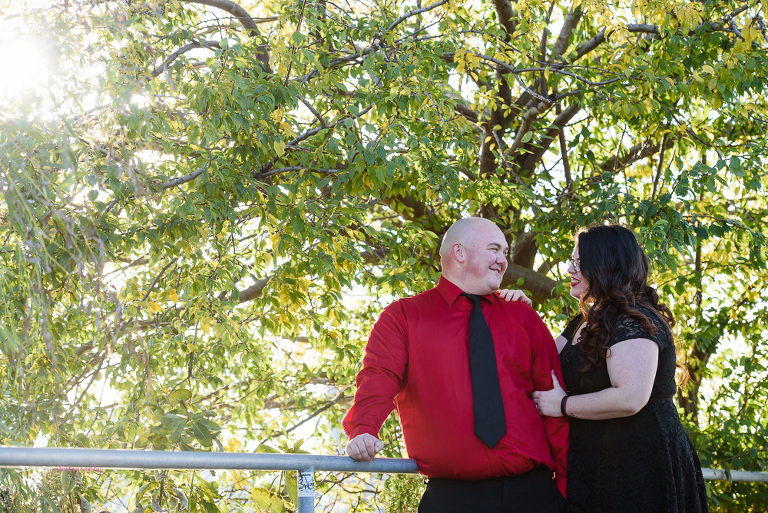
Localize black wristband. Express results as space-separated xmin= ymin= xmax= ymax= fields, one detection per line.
xmin=560 ymin=395 xmax=569 ymax=417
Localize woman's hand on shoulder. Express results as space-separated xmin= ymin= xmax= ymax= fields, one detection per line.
xmin=496 ymin=288 xmax=532 ymax=305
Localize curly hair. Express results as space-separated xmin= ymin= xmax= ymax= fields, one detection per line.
xmin=574 ymin=225 xmax=675 ymax=373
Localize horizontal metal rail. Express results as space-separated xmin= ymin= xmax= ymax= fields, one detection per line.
xmin=702 ymin=468 xmax=768 ymax=483
xmin=0 ymin=447 xmax=418 ymax=473
xmin=2 ymin=448 xmax=767 ymax=511
xmin=0 ymin=447 xmax=418 ymax=513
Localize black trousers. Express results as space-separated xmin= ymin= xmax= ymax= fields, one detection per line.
xmin=418 ymin=467 xmax=566 ymax=513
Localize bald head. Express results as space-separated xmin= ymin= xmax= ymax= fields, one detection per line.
xmin=440 ymin=218 xmax=509 ymax=294
xmin=440 ymin=218 xmax=495 ymax=262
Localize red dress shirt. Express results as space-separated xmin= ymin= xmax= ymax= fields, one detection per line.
xmin=343 ymin=276 xmax=569 ymax=496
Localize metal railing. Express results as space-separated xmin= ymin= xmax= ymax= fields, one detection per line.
xmin=0 ymin=447 xmax=766 ymax=511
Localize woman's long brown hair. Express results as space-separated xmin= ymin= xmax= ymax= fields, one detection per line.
xmin=575 ymin=225 xmax=675 ymax=373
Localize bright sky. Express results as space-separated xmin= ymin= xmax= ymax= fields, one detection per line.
xmin=0 ymin=39 xmax=49 ymax=97
xmin=0 ymin=0 xmax=51 ymax=101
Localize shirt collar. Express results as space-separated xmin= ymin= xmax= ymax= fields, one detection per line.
xmin=437 ymin=276 xmax=496 ymax=306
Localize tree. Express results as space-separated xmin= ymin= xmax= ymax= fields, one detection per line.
xmin=0 ymin=0 xmax=767 ymax=510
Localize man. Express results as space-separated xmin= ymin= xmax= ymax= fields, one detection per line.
xmin=342 ymin=217 xmax=568 ymax=513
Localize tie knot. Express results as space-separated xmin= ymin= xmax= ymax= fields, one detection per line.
xmin=462 ymin=293 xmax=482 ymax=305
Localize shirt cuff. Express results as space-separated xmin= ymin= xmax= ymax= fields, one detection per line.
xmin=346 ymin=426 xmax=380 ymax=440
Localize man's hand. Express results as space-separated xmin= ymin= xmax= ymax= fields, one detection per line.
xmin=345 ymin=433 xmax=383 ymax=462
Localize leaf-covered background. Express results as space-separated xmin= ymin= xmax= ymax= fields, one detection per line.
xmin=0 ymin=0 xmax=767 ymax=510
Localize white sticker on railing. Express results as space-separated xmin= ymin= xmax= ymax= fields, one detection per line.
xmin=298 ymin=470 xmax=314 ymax=497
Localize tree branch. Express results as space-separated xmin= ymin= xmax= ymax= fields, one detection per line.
xmin=455 ymin=103 xmax=479 ymax=123
xmin=254 ymin=105 xmax=374 ymax=178
xmin=573 ymin=24 xmax=659 ymax=61
xmin=151 ymin=41 xmax=220 ymax=78
xmin=517 ymin=103 xmax=580 ymax=173
xmin=383 ymin=193 xmax=433 ymax=222
xmin=184 ymin=0 xmax=260 ymax=35
xmin=553 ymin=8 xmax=582 ymax=57
xmin=650 ymin=132 xmax=669 ymax=200
xmin=507 ymin=101 xmax=550 ymax=156
xmin=385 ymin=0 xmax=450 ymax=34
xmin=558 ymin=108 xmax=573 ymax=191
xmin=471 ymin=52 xmax=623 ymax=88
xmin=299 ymin=97 xmax=328 ymax=128
xmin=491 ymin=0 xmax=518 ymax=36
xmin=162 ymin=168 xmax=205 ymax=189
xmin=501 ymin=263 xmax=560 ymax=303
xmin=182 ymin=0 xmax=272 ymax=72
xmin=598 ymin=136 xmax=675 ymax=174
xmin=141 ymin=259 xmax=179 ymax=302
xmin=236 ymin=277 xmax=271 ymax=303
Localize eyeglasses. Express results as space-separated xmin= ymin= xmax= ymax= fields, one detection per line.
xmin=566 ymin=258 xmax=581 ymax=272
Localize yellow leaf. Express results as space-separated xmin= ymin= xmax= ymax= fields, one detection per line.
xmin=232 ymin=470 xmax=246 ymax=489
xmin=280 ymin=122 xmax=294 ymax=136
xmin=251 ymin=488 xmax=285 ymax=513
xmin=226 ymin=438 xmax=243 ymax=452
xmin=169 ymin=291 xmax=179 ymax=302
xmin=274 ymin=140 xmax=286 ymax=157
xmin=150 ymin=301 xmax=161 ymax=313
xmin=701 ymin=64 xmax=715 ymax=75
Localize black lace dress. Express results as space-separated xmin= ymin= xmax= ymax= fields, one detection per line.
xmin=560 ymin=308 xmax=708 ymax=513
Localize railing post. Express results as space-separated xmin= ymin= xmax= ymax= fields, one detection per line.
xmin=297 ymin=466 xmax=314 ymax=513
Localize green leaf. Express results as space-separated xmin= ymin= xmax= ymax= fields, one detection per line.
xmin=151 ymin=497 xmax=165 ymax=512
xmin=168 ymin=389 xmax=192 ymax=404
xmin=135 ymin=431 xmax=153 ymax=448
xmin=256 ymin=444 xmax=282 ymax=453
xmin=190 ymin=421 xmax=212 ymax=447
xmin=728 ymin=157 xmax=745 ymax=177
xmin=61 ymin=471 xmax=76 ymax=493
xmin=285 ymin=472 xmax=298 ymax=505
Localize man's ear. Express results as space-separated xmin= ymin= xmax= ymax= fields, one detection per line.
xmin=451 ymin=243 xmax=466 ymax=263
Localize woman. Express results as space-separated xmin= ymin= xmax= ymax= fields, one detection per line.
xmin=501 ymin=225 xmax=708 ymax=513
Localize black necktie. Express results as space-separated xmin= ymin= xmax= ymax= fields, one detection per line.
xmin=463 ymin=293 xmax=507 ymax=448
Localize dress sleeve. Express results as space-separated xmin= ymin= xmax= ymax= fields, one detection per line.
xmin=342 ymin=302 xmax=409 ymax=440
xmin=607 ymin=309 xmax=672 ymax=349
xmin=527 ymin=307 xmax=570 ymax=498
xmin=559 ymin=314 xmax=583 ymax=343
